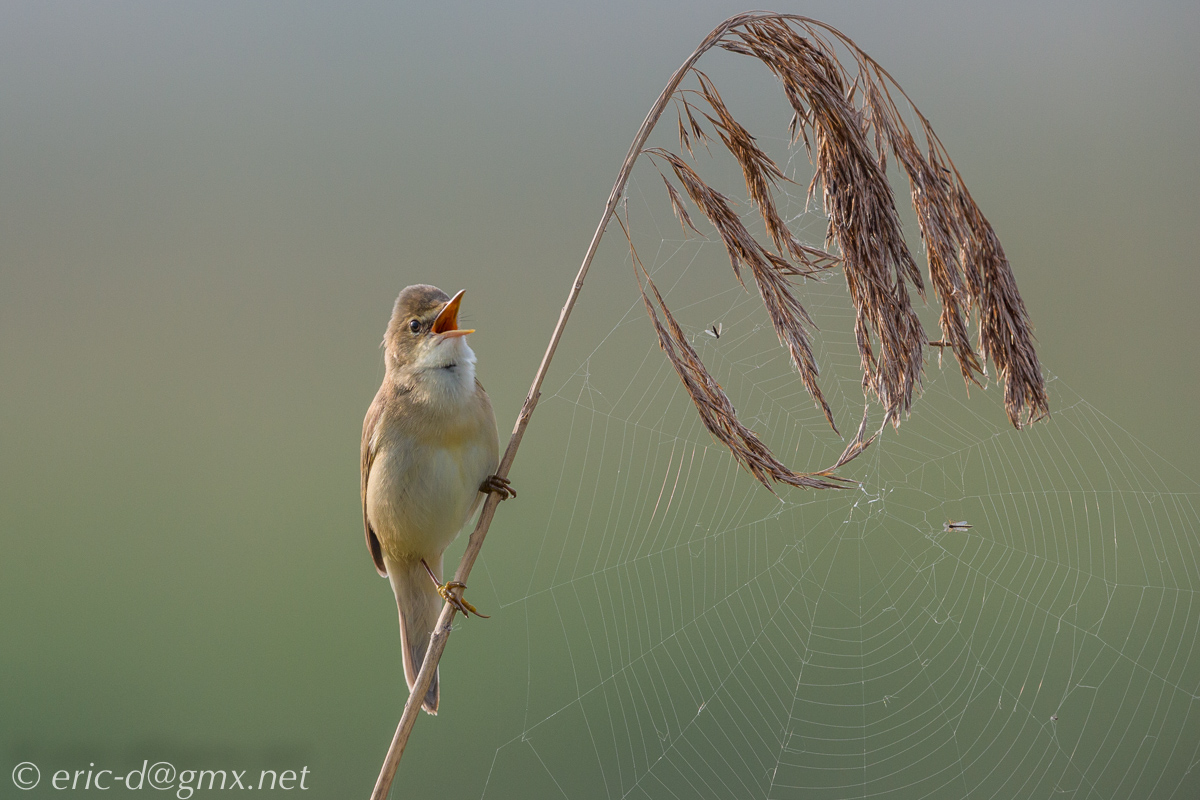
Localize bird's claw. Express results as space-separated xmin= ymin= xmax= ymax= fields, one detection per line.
xmin=438 ymin=580 xmax=489 ymax=619
xmin=422 ymin=558 xmax=490 ymax=619
xmin=480 ymin=474 xmax=516 ymax=500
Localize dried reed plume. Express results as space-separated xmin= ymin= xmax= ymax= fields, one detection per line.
xmin=371 ymin=14 xmax=1046 ymax=793
xmin=629 ymin=226 xmax=871 ymax=492
xmin=627 ymin=14 xmax=1047 ymax=490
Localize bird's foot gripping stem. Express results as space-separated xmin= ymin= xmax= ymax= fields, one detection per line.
xmin=480 ymin=474 xmax=516 ymax=500
xmin=422 ymin=559 xmax=489 ymax=619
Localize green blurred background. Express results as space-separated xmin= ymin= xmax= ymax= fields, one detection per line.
xmin=2 ymin=2 xmax=1197 ymax=798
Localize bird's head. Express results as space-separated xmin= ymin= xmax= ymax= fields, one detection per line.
xmin=383 ymin=284 xmax=476 ymax=381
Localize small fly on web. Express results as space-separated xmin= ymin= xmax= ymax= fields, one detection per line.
xmin=704 ymin=322 xmax=722 ymax=339
xmin=943 ymin=520 xmax=973 ymax=532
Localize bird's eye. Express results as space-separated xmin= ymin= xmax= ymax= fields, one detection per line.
xmin=409 ymin=319 xmax=421 ymax=334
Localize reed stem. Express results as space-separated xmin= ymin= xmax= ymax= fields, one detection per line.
xmin=365 ymin=14 xmax=763 ymax=800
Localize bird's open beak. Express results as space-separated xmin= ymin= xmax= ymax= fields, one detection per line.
xmin=431 ymin=290 xmax=474 ymax=339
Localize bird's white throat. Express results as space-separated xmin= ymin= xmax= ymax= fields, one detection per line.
xmin=411 ymin=336 xmax=477 ymax=407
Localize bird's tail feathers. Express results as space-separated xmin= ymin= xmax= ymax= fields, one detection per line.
xmin=389 ymin=559 xmax=442 ymax=715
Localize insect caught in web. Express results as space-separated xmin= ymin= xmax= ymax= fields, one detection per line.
xmin=943 ymin=520 xmax=973 ymax=532
xmin=704 ymin=322 xmax=722 ymax=339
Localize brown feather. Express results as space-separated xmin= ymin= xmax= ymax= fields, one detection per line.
xmin=361 ymin=386 xmax=389 ymax=577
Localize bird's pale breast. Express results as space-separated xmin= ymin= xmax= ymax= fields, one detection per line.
xmin=366 ymin=412 xmax=494 ymax=563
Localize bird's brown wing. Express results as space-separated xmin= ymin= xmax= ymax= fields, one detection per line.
xmin=361 ymin=388 xmax=388 ymax=577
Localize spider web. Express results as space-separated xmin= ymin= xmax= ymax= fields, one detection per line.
xmin=466 ymin=125 xmax=1200 ymax=799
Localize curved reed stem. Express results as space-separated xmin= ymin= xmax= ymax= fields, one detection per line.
xmin=366 ymin=13 xmax=759 ymax=800
xmin=369 ymin=9 xmax=1043 ymax=796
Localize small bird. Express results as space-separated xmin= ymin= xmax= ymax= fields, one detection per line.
xmin=361 ymin=285 xmax=514 ymax=715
